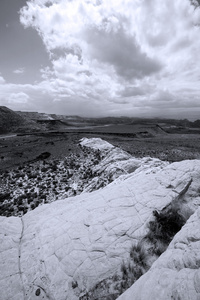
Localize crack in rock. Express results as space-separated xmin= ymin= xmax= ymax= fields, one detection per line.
xmin=18 ymin=216 xmax=26 ymax=300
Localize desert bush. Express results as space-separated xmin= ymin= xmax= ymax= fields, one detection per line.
xmin=51 ymin=165 xmax=57 ymax=172
xmin=30 ymin=203 xmax=35 ymax=210
xmin=18 ymin=205 xmax=25 ymax=211
xmin=35 ymin=200 xmax=40 ymax=207
xmin=120 ymin=261 xmax=141 ymax=294
xmin=41 ymin=167 xmax=48 ymax=172
xmin=27 ymin=198 xmax=32 ymax=204
xmin=71 ymin=280 xmax=78 ymax=289
xmin=0 ymin=193 xmax=10 ymax=202
xmin=8 ymin=206 xmax=14 ymax=213
xmin=14 ymin=174 xmax=21 ymax=179
xmin=147 ymin=207 xmax=186 ymax=244
xmin=129 ymin=242 xmax=147 ymax=267
xmin=119 ymin=242 xmax=147 ymax=295
xmin=121 ymin=261 xmax=128 ymax=280
xmin=29 ymin=174 xmax=37 ymax=179
xmin=17 ymin=197 xmax=23 ymax=206
xmin=153 ymin=240 xmax=168 ymax=256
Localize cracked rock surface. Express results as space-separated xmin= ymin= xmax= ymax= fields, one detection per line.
xmin=1 ymin=139 xmax=200 ymax=299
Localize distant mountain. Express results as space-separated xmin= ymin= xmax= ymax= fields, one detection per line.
xmin=16 ymin=111 xmax=55 ymax=120
xmin=2 ymin=106 xmax=200 ymax=135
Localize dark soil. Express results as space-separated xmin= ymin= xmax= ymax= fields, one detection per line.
xmin=1 ymin=130 xmax=200 ymax=171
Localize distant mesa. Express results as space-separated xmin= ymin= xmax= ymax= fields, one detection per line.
xmin=2 ymin=106 xmax=200 ymax=136
xmin=0 ymin=107 xmax=74 ymax=134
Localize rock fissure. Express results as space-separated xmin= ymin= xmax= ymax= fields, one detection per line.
xmin=18 ymin=216 xmax=26 ymax=300
xmin=175 ymin=178 xmax=193 ymax=200
xmin=126 ymin=187 xmax=145 ymax=225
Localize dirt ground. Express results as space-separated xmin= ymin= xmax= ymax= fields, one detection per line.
xmin=1 ymin=130 xmax=200 ymax=172
xmin=103 ymin=133 xmax=200 ymax=162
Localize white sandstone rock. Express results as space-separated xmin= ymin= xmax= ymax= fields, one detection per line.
xmin=80 ymin=137 xmax=114 ymax=151
xmin=1 ymin=139 xmax=200 ymax=300
xmin=80 ymin=138 xmax=169 ymax=192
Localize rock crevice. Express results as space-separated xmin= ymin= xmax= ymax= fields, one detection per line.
xmin=18 ymin=217 xmax=25 ymax=300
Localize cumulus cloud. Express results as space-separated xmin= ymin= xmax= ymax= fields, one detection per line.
xmin=3 ymin=0 xmax=199 ymax=118
xmin=8 ymin=92 xmax=30 ymax=104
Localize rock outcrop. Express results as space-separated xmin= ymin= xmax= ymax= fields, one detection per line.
xmin=80 ymin=137 xmax=169 ymax=192
xmin=0 ymin=138 xmax=200 ymax=300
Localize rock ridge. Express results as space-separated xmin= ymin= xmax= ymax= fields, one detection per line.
xmin=0 ymin=138 xmax=200 ymax=299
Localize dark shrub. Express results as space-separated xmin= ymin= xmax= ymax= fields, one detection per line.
xmin=0 ymin=193 xmax=10 ymax=202
xmin=30 ymin=203 xmax=35 ymax=210
xmin=148 ymin=209 xmax=186 ymax=244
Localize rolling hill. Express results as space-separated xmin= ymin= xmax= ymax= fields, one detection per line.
xmin=0 ymin=106 xmax=26 ymax=133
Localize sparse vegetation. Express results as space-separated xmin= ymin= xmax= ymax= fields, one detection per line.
xmin=118 ymin=242 xmax=147 ymax=295
xmin=146 ymin=208 xmax=185 ymax=244
xmin=87 ymin=201 xmax=194 ymax=300
xmin=0 ymin=144 xmax=105 ymax=217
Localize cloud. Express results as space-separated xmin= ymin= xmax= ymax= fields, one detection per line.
xmin=119 ymin=85 xmax=153 ymax=98
xmin=20 ymin=0 xmax=162 ymax=80
xmin=8 ymin=92 xmax=30 ymax=104
xmin=3 ymin=0 xmax=200 ymax=118
xmin=0 ymin=75 xmax=5 ymax=84
xmin=83 ymin=26 xmax=162 ymax=80
xmin=13 ymin=68 xmax=25 ymax=74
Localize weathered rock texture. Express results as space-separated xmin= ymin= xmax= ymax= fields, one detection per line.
xmin=0 ymin=138 xmax=200 ymax=300
xmin=117 ymin=207 xmax=200 ymax=300
xmin=80 ymin=137 xmax=169 ymax=192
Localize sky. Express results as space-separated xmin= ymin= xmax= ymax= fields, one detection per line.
xmin=0 ymin=0 xmax=200 ymax=119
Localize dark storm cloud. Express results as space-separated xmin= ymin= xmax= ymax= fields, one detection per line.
xmin=84 ymin=27 xmax=162 ymax=80
xmin=119 ymin=86 xmax=148 ymax=98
